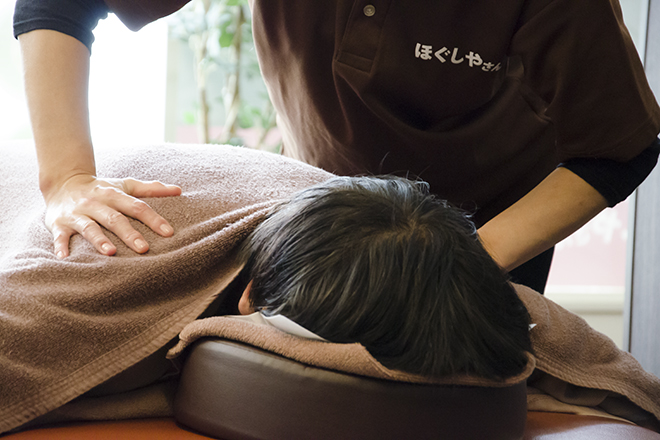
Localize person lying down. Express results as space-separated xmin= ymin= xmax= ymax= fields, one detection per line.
xmin=189 ymin=174 xmax=660 ymax=432
xmin=233 ymin=175 xmax=532 ymax=381
xmin=173 ymin=173 xmax=660 ymax=432
xmin=1 ymin=144 xmax=659 ymax=433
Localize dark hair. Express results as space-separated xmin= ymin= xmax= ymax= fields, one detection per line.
xmin=242 ymin=176 xmax=532 ymax=380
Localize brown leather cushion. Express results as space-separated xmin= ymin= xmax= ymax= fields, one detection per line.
xmin=174 ymin=338 xmax=529 ymax=440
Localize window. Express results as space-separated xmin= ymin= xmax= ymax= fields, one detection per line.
xmin=0 ymin=9 xmax=169 ymax=147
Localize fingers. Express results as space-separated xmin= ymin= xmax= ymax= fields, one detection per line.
xmin=123 ymin=178 xmax=182 ymax=198
xmin=52 ymin=200 xmax=154 ymax=256
xmin=52 ymin=224 xmax=74 ymax=259
xmin=77 ymin=187 xmax=175 ymax=253
xmin=103 ymin=185 xmax=176 ymax=238
xmin=91 ymin=202 xmax=151 ymax=254
xmin=46 ymin=176 xmax=181 ymax=258
xmin=51 ymin=218 xmax=117 ymax=259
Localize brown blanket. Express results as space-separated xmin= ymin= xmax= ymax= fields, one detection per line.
xmin=1 ymin=141 xmax=660 ymax=433
xmin=0 ymin=142 xmax=332 ymax=433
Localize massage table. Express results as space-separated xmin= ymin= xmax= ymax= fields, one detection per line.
xmin=5 ymin=414 xmax=660 ymax=440
xmin=4 ymin=338 xmax=660 ymax=439
xmin=1 ymin=141 xmax=659 ymax=439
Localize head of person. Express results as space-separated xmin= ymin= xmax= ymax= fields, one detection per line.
xmin=240 ymin=175 xmax=532 ymax=380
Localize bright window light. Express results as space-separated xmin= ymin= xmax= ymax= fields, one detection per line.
xmin=89 ymin=14 xmax=168 ymax=149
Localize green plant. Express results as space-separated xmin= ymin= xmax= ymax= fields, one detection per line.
xmin=170 ymin=0 xmax=279 ymax=150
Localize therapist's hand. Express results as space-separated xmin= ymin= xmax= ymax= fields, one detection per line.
xmin=19 ymin=30 xmax=182 ymax=258
xmin=44 ymin=174 xmax=182 ymax=258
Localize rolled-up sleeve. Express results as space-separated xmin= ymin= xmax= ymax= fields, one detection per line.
xmin=560 ymin=138 xmax=660 ymax=207
xmin=13 ymin=0 xmax=110 ymax=51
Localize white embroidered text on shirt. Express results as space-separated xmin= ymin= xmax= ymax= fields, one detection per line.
xmin=415 ymin=43 xmax=502 ymax=72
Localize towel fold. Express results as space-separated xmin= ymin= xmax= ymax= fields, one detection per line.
xmin=168 ymin=312 xmax=536 ymax=387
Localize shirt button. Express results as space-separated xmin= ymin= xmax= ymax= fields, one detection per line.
xmin=363 ymin=5 xmax=376 ymax=16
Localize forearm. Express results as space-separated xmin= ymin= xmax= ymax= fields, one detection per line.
xmin=478 ymin=167 xmax=608 ymax=272
xmin=18 ymin=23 xmax=179 ymax=259
xmin=19 ymin=29 xmax=96 ymax=198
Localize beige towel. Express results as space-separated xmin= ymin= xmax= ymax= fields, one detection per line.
xmin=168 ymin=312 xmax=536 ymax=388
xmin=0 ymin=142 xmax=331 ymax=433
xmin=517 ymin=284 xmax=660 ymax=430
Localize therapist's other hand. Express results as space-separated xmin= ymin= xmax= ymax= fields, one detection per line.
xmin=43 ymin=175 xmax=182 ymax=258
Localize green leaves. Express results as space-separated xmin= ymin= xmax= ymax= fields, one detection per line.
xmin=169 ymin=0 xmax=279 ymax=150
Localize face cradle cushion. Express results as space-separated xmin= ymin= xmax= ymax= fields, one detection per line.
xmin=174 ymin=339 xmax=528 ymax=440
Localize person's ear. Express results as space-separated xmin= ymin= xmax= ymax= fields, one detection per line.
xmin=238 ymin=280 xmax=255 ymax=315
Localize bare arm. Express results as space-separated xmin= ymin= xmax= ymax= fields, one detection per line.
xmin=19 ymin=29 xmax=181 ymax=258
xmin=478 ymin=167 xmax=608 ymax=272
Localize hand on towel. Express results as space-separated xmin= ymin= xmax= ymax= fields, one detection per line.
xmin=43 ymin=174 xmax=181 ymax=258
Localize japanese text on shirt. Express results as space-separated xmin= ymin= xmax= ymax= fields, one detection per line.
xmin=415 ymin=43 xmax=502 ymax=72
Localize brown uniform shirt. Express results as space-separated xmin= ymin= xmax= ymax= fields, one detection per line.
xmin=107 ymin=0 xmax=660 ymax=225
